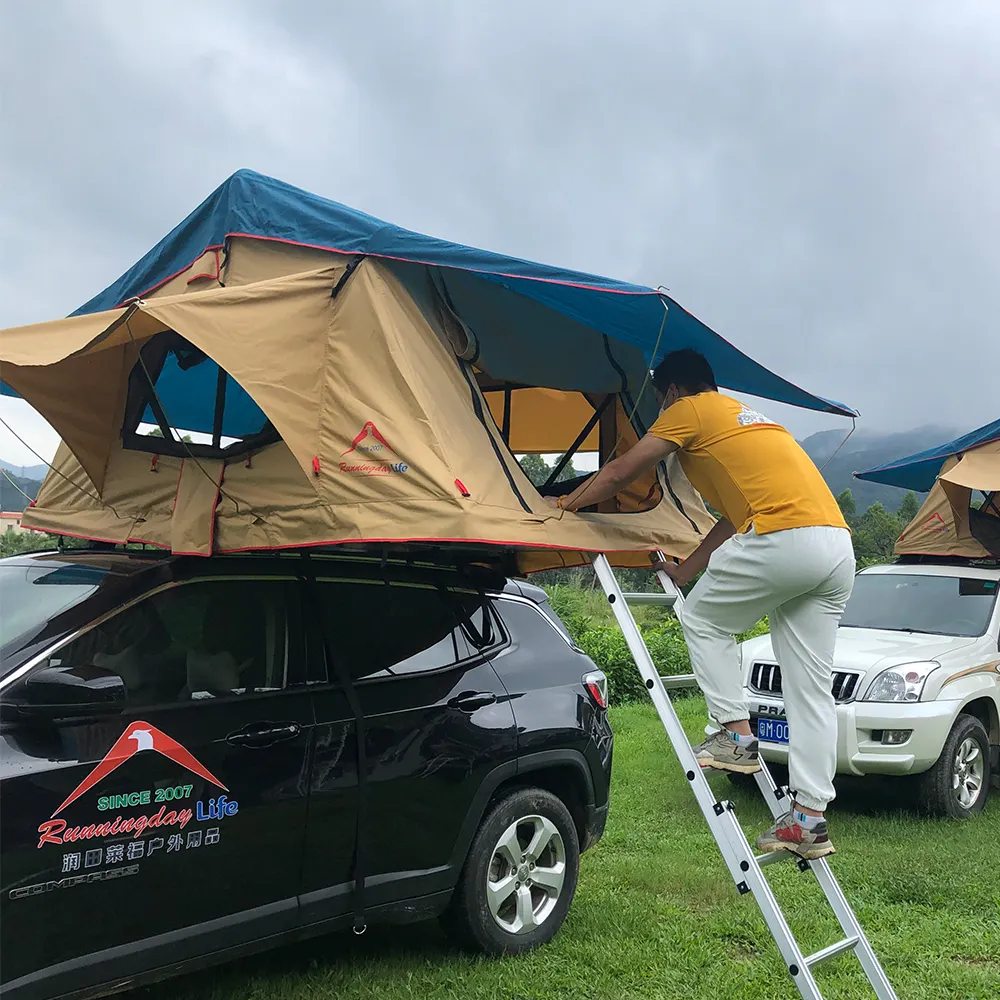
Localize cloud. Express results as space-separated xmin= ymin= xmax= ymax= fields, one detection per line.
xmin=1 ymin=0 xmax=998 ymax=465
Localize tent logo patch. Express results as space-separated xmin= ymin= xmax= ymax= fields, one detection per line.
xmin=340 ymin=421 xmax=409 ymax=476
xmin=922 ymin=512 xmax=948 ymax=533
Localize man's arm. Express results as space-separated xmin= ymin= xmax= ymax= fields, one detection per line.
xmin=655 ymin=516 xmax=735 ymax=587
xmin=553 ymin=435 xmax=678 ymax=513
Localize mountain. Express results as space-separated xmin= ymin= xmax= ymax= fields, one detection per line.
xmin=0 ymin=461 xmax=49 ymax=481
xmin=799 ymin=425 xmax=958 ymax=512
xmin=0 ymin=471 xmax=41 ymax=512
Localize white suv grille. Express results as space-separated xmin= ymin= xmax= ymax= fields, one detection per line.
xmin=749 ymin=662 xmax=860 ymax=703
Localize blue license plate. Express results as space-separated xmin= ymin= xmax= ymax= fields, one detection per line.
xmin=756 ymin=718 xmax=789 ymax=744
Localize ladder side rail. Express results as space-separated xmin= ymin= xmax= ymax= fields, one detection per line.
xmin=646 ymin=552 xmax=899 ymax=1000
xmin=592 ymin=556 xmax=760 ymax=884
xmin=806 ymin=860 xmax=898 ymax=1000
xmin=591 ymin=554 xmax=825 ymax=1000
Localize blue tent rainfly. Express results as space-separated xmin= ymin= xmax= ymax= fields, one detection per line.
xmin=2 ymin=169 xmax=857 ymax=420
xmin=854 ymin=418 xmax=1000 ymax=492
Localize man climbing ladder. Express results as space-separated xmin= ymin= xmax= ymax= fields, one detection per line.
xmin=548 ymin=349 xmax=855 ymax=859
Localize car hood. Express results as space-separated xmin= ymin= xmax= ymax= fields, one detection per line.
xmin=740 ymin=627 xmax=981 ymax=677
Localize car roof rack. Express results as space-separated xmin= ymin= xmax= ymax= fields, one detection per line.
xmin=894 ymin=554 xmax=1000 ymax=568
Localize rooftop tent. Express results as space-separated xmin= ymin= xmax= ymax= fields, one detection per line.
xmin=854 ymin=418 xmax=1000 ymax=492
xmin=855 ymin=420 xmax=1000 ymax=560
xmin=0 ymin=171 xmax=856 ymax=568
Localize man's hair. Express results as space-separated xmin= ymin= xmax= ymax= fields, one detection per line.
xmin=652 ymin=349 xmax=718 ymax=394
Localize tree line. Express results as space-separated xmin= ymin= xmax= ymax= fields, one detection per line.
xmin=835 ymin=488 xmax=920 ymax=567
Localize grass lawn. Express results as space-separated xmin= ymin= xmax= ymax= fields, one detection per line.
xmin=135 ymin=698 xmax=1000 ymax=1000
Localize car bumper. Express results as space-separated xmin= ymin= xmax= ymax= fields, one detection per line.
xmin=581 ymin=802 xmax=608 ymax=853
xmin=748 ymin=695 xmax=961 ymax=777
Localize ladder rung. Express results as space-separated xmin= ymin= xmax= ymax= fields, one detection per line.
xmin=660 ymin=673 xmax=697 ymax=690
xmin=805 ymin=936 xmax=860 ymax=968
xmin=622 ymin=591 xmax=676 ymax=605
xmin=755 ymin=850 xmax=795 ymax=868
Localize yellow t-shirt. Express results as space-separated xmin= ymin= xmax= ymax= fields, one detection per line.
xmin=649 ymin=392 xmax=848 ymax=535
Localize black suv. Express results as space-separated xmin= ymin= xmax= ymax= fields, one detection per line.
xmin=0 ymin=547 xmax=612 ymax=1000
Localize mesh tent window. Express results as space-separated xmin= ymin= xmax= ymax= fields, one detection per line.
xmin=122 ymin=331 xmax=280 ymax=460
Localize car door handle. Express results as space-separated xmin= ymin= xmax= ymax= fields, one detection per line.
xmin=226 ymin=722 xmax=302 ymax=748
xmin=448 ymin=691 xmax=498 ymax=712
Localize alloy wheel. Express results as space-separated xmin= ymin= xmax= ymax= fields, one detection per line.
xmin=486 ymin=814 xmax=566 ymax=934
xmin=952 ymin=736 xmax=985 ymax=810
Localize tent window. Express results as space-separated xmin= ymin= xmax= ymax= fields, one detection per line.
xmin=477 ymin=379 xmax=663 ymax=515
xmin=121 ymin=331 xmax=280 ymax=460
xmin=970 ymin=491 xmax=1000 ymax=556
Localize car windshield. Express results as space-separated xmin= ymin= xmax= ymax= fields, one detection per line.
xmin=841 ymin=572 xmax=999 ymax=637
xmin=0 ymin=561 xmax=108 ymax=656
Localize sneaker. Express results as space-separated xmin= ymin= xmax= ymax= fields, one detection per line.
xmin=756 ymin=812 xmax=836 ymax=860
xmin=692 ymin=729 xmax=761 ymax=774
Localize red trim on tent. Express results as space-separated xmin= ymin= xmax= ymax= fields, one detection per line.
xmin=124 ymin=245 xmax=226 ymax=303
xmin=186 ymin=249 xmax=222 ymax=284
xmin=19 ymin=525 xmax=171 ymax=551
xmin=172 ymin=461 xmax=226 ymax=557
xmin=114 ymin=233 xmax=658 ymax=309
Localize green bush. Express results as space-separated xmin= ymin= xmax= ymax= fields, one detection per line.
xmin=544 ymin=580 xmax=769 ymax=705
xmin=0 ymin=528 xmax=58 ymax=558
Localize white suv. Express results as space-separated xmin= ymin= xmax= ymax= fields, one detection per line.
xmin=739 ymin=560 xmax=1000 ymax=818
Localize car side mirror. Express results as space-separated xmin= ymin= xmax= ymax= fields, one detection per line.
xmin=13 ymin=665 xmax=126 ymax=719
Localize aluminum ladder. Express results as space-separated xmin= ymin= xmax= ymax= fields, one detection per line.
xmin=591 ymin=552 xmax=898 ymax=1000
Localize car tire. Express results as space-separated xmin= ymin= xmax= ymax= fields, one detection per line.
xmin=919 ymin=713 xmax=992 ymax=819
xmin=441 ymin=787 xmax=580 ymax=956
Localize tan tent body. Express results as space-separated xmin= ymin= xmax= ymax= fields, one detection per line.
xmin=895 ymin=442 xmax=1000 ymax=560
xmin=1 ymin=240 xmax=717 ymax=570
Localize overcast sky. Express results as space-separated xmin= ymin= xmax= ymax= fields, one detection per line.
xmin=2 ymin=0 xmax=998 ymax=467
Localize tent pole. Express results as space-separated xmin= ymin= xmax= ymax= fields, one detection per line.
xmin=597 ymin=396 xmax=619 ymax=512
xmin=542 ymin=394 xmax=613 ymax=489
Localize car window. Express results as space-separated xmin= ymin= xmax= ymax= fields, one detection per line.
xmin=0 ymin=562 xmax=108 ymax=652
xmin=40 ymin=580 xmax=289 ymax=704
xmin=841 ymin=573 xmax=999 ymax=637
xmin=451 ymin=589 xmax=505 ymax=651
xmin=313 ymin=580 xmax=483 ymax=682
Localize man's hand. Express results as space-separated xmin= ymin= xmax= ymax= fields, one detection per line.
xmin=543 ymin=496 xmax=561 ymax=509
xmin=549 ymin=435 xmax=680 ymax=514
xmin=652 ymin=559 xmax=692 ymax=589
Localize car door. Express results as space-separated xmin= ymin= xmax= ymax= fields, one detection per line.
xmin=300 ymin=567 xmax=517 ymax=923
xmin=0 ymin=573 xmax=316 ymax=997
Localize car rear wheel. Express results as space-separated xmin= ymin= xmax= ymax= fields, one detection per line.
xmin=920 ymin=713 xmax=991 ymax=818
xmin=441 ymin=787 xmax=580 ymax=955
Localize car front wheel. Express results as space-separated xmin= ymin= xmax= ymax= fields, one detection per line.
xmin=920 ymin=713 xmax=992 ymax=818
xmin=441 ymin=787 xmax=580 ymax=955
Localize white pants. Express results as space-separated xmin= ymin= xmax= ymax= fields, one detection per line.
xmin=676 ymin=525 xmax=855 ymax=811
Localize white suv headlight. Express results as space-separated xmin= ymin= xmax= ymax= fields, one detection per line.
xmin=863 ymin=661 xmax=939 ymax=703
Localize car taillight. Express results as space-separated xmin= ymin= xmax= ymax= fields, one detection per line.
xmin=583 ymin=670 xmax=609 ymax=710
